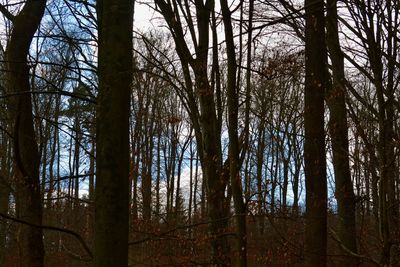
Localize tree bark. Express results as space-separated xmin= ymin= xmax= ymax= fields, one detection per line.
xmin=5 ymin=1 xmax=47 ymax=266
xmin=304 ymin=0 xmax=328 ymax=265
xmin=94 ymin=0 xmax=133 ymax=265
xmin=220 ymin=0 xmax=247 ymax=265
xmin=326 ymin=0 xmax=358 ymax=265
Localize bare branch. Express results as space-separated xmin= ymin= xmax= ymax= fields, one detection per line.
xmin=0 ymin=3 xmax=15 ymax=21
xmin=0 ymin=212 xmax=93 ymax=260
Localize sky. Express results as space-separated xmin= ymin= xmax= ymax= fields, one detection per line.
xmin=134 ymin=1 xmax=159 ymax=30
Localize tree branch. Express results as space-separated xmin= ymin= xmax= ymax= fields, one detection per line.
xmin=329 ymin=227 xmax=380 ymax=266
xmin=0 ymin=3 xmax=15 ymax=21
xmin=0 ymin=212 xmax=93 ymax=260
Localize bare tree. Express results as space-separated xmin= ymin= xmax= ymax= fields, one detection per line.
xmin=154 ymin=0 xmax=230 ymax=264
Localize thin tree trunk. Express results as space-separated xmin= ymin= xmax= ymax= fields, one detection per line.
xmin=155 ymin=127 xmax=161 ymax=219
xmin=47 ymin=95 xmax=61 ymax=209
xmin=88 ymin=123 xmax=95 ymax=243
xmin=73 ymin=118 xmax=81 ymax=210
xmin=0 ymin=136 xmax=10 ymax=265
xmin=326 ymin=0 xmax=358 ymax=264
xmin=256 ymin=117 xmax=265 ymax=234
xmin=220 ymin=0 xmax=247 ymax=265
xmin=188 ymin=137 xmax=194 ymax=224
xmin=291 ymin=132 xmax=302 ymax=215
xmin=194 ymin=152 xmax=199 ymax=219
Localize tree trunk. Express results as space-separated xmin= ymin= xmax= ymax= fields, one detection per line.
xmin=326 ymin=0 xmax=358 ymax=264
xmin=47 ymin=95 xmax=61 ymax=209
xmin=94 ymin=0 xmax=133 ymax=265
xmin=220 ymin=0 xmax=247 ymax=265
xmin=6 ymin=1 xmax=47 ymax=266
xmin=304 ymin=0 xmax=328 ymax=265
xmin=155 ymin=127 xmax=162 ymax=219
xmin=88 ymin=123 xmax=95 ymax=243
xmin=0 ymin=141 xmax=10 ymax=265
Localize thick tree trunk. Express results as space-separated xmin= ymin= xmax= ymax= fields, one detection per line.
xmin=6 ymin=1 xmax=46 ymax=266
xmin=304 ymin=0 xmax=328 ymax=265
xmin=94 ymin=0 xmax=133 ymax=265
